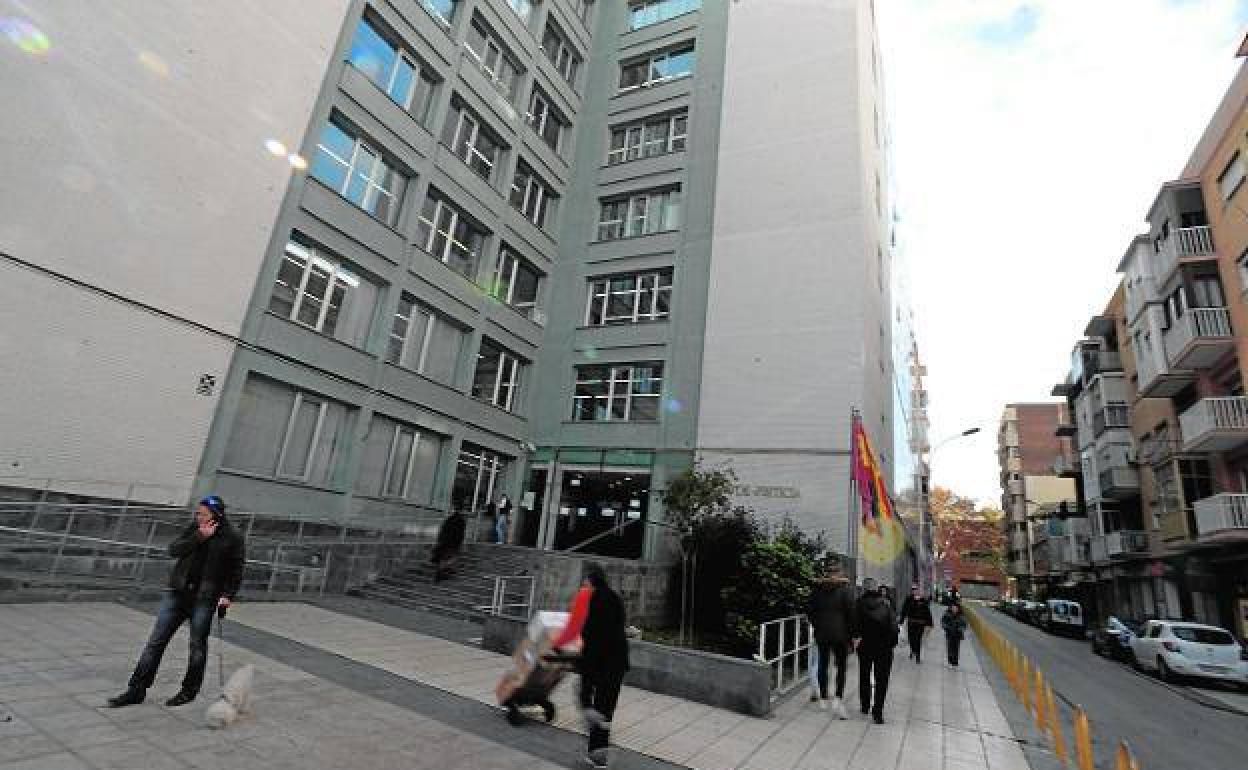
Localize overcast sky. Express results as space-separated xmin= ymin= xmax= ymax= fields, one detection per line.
xmin=877 ymin=0 xmax=1248 ymax=505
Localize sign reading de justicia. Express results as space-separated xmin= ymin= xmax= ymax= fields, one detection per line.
xmin=733 ymin=484 xmax=801 ymax=499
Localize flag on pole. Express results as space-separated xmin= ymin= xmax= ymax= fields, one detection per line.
xmin=851 ymin=413 xmax=905 ymax=565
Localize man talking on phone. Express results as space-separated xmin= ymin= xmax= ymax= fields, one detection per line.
xmin=108 ymin=495 xmax=245 ymax=708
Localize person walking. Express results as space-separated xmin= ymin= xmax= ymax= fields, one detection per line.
xmin=897 ymin=584 xmax=934 ymax=663
xmin=852 ymin=577 xmax=898 ymax=724
xmin=806 ymin=566 xmax=854 ymax=718
xmin=553 ymin=563 xmax=630 ymax=769
xmin=942 ymin=602 xmax=968 ymax=667
xmin=431 ymin=508 xmax=466 ymax=582
xmin=494 ymin=495 xmax=512 ymax=544
xmin=107 ymin=496 xmax=244 ymax=708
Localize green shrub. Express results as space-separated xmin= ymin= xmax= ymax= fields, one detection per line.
xmin=722 ymin=540 xmax=815 ymax=655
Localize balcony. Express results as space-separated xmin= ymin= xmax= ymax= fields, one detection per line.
xmin=1055 ymin=419 xmax=1078 ymax=438
xmin=1090 ymin=535 xmax=1109 ymax=564
xmin=1098 ymin=467 xmax=1140 ymax=499
xmin=1085 ymin=351 xmax=1123 ymax=377
xmin=1007 ymin=479 xmax=1024 ymax=496
xmin=1153 ymin=225 xmax=1216 ymax=284
xmin=1179 ymin=397 xmax=1248 ymax=452
xmin=1053 ymin=455 xmax=1080 ymax=478
xmin=1192 ymin=494 xmax=1248 ymax=539
xmin=1061 ymin=537 xmax=1091 ymax=568
xmin=1136 ymin=339 xmax=1196 ymax=398
xmin=1163 ymin=307 xmax=1234 ymax=370
xmin=1092 ymin=404 xmax=1130 ymax=437
xmin=1106 ymin=530 xmax=1150 ymax=558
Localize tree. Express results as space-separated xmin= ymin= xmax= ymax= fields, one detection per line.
xmin=931 ymin=486 xmax=1006 ymax=591
xmin=722 ymin=540 xmax=814 ymax=655
xmin=662 ymin=465 xmax=739 ymax=537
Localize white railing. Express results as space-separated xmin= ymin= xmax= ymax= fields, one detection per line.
xmin=1154 ymin=225 xmax=1215 ymax=280
xmin=1192 ymin=494 xmax=1248 ymax=537
xmin=481 ymin=574 xmax=537 ymax=619
xmin=1164 ymin=306 xmax=1232 ymax=363
xmin=1179 ymin=396 xmax=1248 ymax=446
xmin=757 ymin=614 xmax=812 ymax=695
xmin=1106 ymin=530 xmax=1149 ymax=557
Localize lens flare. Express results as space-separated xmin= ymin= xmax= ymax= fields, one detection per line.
xmin=263 ymin=138 xmax=287 ymax=157
xmin=583 ymin=346 xmax=599 ymax=361
xmin=664 ymin=397 xmax=683 ymax=414
xmin=137 ymin=50 xmax=169 ymax=78
xmin=1 ymin=18 xmax=50 ymax=55
xmin=287 ymin=153 xmax=308 ymax=170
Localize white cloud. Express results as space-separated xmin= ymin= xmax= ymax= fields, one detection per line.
xmin=878 ymin=0 xmax=1246 ymax=504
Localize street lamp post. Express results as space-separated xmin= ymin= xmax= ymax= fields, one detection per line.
xmin=923 ymin=426 xmax=980 ymax=595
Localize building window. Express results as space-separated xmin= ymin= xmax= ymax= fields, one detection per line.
xmin=386 ymin=293 xmax=465 ymax=385
xmin=527 ymin=89 xmax=567 ymax=152
xmin=268 ymin=239 xmax=379 ymax=348
xmin=490 ymin=247 xmax=543 ymax=319
xmin=1218 ymin=152 xmax=1245 ymax=202
xmin=452 ymin=444 xmax=510 ymax=514
xmin=1237 ymin=246 xmax=1248 ymax=290
xmin=441 ymin=99 xmax=502 ymax=182
xmin=472 ymin=341 xmax=523 ymax=412
xmin=629 ymin=0 xmax=700 ymax=30
xmin=355 ymin=414 xmax=443 ymax=502
xmin=574 ymin=363 xmax=663 ymax=422
xmin=619 ymin=44 xmax=695 ymax=91
xmin=510 ymin=160 xmax=558 ymax=229
xmin=347 ymin=15 xmax=437 ymax=121
xmin=597 ymin=187 xmax=682 ymax=240
xmin=310 ymin=117 xmax=407 ymax=226
xmin=585 ymin=270 xmax=672 ymax=325
xmin=222 ymin=376 xmax=351 ymax=486
xmin=607 ymin=111 xmax=687 ymax=165
xmin=465 ymin=17 xmax=522 ymax=103
xmin=570 ymin=0 xmax=593 ymax=24
xmin=417 ymin=191 xmax=487 ymax=279
xmin=506 ymin=0 xmax=533 ymax=23
xmin=541 ymin=21 xmax=581 ymax=86
xmin=419 ymin=0 xmax=457 ymax=28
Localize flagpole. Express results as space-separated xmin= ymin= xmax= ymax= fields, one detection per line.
xmin=847 ymin=408 xmax=859 ymax=587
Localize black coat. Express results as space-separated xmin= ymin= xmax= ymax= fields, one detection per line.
xmin=898 ymin=596 xmax=934 ymax=627
xmin=167 ymin=517 xmax=245 ymax=602
xmin=852 ymin=592 xmax=898 ymax=650
xmin=581 ymin=584 xmax=630 ymax=675
xmin=807 ymin=580 xmax=854 ymax=645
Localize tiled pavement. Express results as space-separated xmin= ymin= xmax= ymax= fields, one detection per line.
xmin=0 ymin=601 xmax=1033 ymax=769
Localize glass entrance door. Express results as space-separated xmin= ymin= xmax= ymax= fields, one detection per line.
xmin=553 ymin=470 xmax=649 ymax=559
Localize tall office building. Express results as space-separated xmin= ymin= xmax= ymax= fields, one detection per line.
xmin=2 ymin=0 xmax=901 ymax=563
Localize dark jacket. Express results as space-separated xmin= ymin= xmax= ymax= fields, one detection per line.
xmin=581 ymin=583 xmax=630 ymax=675
xmin=852 ymin=591 xmax=898 ymax=650
xmin=167 ymin=517 xmax=245 ymax=602
xmin=941 ymin=610 xmax=968 ymax=639
xmin=435 ymin=512 xmax=466 ymax=550
xmin=899 ymin=596 xmax=934 ymax=627
xmin=807 ymin=578 xmax=854 ymax=645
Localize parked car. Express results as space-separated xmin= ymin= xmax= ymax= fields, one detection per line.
xmin=1043 ymin=599 xmax=1086 ymax=637
xmin=1130 ymin=620 xmax=1248 ymax=689
xmin=1021 ymin=600 xmax=1046 ymax=626
xmin=1091 ymin=616 xmax=1136 ymax=661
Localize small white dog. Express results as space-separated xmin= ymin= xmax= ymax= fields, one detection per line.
xmin=205 ymin=664 xmax=255 ymax=729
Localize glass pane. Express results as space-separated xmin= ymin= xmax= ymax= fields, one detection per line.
xmin=297 ymin=260 xmax=332 ymax=328
xmin=345 ymin=144 xmax=376 ymax=206
xmin=473 ymin=346 xmax=500 ymax=401
xmin=322 ymin=280 xmax=346 ymax=338
xmin=607 ymin=291 xmax=634 ymax=320
xmin=306 ymin=401 xmax=348 ymax=485
xmin=348 ymin=18 xmax=396 ymax=88
xmin=310 ymin=122 xmax=354 ymax=192
xmin=513 ymin=262 xmax=540 ymax=306
xmin=662 ymin=190 xmax=682 ymax=230
xmin=631 ymin=395 xmax=659 ymax=421
xmin=390 ymin=56 xmax=416 ymax=107
xmin=386 ymin=429 xmax=416 ymax=496
xmin=222 ymin=376 xmax=296 ymax=475
xmin=611 ymin=396 xmax=629 ymax=420
xmin=279 ymin=398 xmax=321 ymax=477
xmin=269 ymin=249 xmax=305 ymax=319
xmin=354 ymin=416 xmax=394 ymax=496
xmin=386 ymin=296 xmax=413 ymax=364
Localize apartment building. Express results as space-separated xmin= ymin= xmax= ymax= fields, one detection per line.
xmin=2 ymin=0 xmax=902 ymax=564
xmin=997 ymin=403 xmax=1077 ymax=597
xmin=1049 ymin=55 xmax=1248 ymax=635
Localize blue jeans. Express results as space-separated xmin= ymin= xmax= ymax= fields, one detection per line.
xmin=127 ymin=591 xmax=215 ymax=695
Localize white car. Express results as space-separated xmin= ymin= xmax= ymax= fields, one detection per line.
xmin=1130 ymin=620 xmax=1248 ymax=689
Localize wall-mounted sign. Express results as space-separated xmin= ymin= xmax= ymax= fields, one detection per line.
xmin=733 ymin=484 xmax=801 ymax=499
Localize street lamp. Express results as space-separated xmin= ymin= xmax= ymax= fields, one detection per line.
xmin=923 ymin=426 xmax=980 ymax=594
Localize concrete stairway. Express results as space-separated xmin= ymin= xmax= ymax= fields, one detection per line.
xmin=349 ymin=544 xmax=536 ymax=621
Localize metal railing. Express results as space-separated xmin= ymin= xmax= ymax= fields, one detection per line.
xmin=1179 ymin=396 xmax=1248 ymax=448
xmin=1105 ymin=530 xmax=1149 ymax=557
xmin=1192 ymin=493 xmax=1248 ymax=537
xmin=1163 ymin=306 xmax=1232 ymax=365
xmin=1153 ymin=225 xmax=1215 ymax=280
xmin=757 ymin=614 xmax=812 ymax=695
xmin=481 ymin=574 xmax=537 ymax=619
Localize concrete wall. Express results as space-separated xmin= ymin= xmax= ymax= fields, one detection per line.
xmin=0 ymin=0 xmax=350 ymax=503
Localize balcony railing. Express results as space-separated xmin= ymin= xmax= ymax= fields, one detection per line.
xmin=1053 ymin=455 xmax=1080 ymax=477
xmin=1192 ymin=494 xmax=1248 ymax=538
xmin=1163 ymin=306 xmax=1234 ymax=369
xmin=1092 ymin=404 xmax=1130 ymax=436
xmin=1179 ymin=396 xmax=1248 ymax=452
xmin=1099 ymin=467 xmax=1140 ymax=499
xmin=1153 ymin=225 xmax=1215 ymax=282
xmin=1084 ymin=351 xmax=1123 ymax=377
xmin=1061 ymin=537 xmax=1090 ymax=568
xmin=1106 ymin=530 xmax=1150 ymax=557
xmin=1090 ymin=535 xmax=1109 ymax=563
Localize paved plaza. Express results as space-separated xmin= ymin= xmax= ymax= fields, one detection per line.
xmin=0 ymin=601 xmax=1034 ymax=769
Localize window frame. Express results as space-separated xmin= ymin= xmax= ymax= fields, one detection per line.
xmin=381 ymin=422 xmax=422 ymax=499
xmin=618 ymin=44 xmax=695 ymax=91
xmin=1218 ymin=151 xmax=1246 ymax=203
xmin=473 ymin=341 xmax=523 ymax=412
xmin=420 ymin=0 xmax=457 ymax=28
xmin=275 ymin=392 xmax=329 ymax=482
xmin=541 ymin=21 xmax=581 ymax=86
xmin=269 ymin=239 xmax=373 ymax=342
xmin=585 ymin=270 xmax=673 ymax=326
xmin=449 ymin=105 xmax=501 ymax=181
xmin=312 ymin=118 xmax=406 ymax=226
xmin=607 ymin=111 xmax=687 ymax=165
xmin=417 ymin=193 xmax=486 ymax=279
xmin=509 ymin=161 xmax=557 ymax=229
xmin=348 ymin=15 xmax=437 ymax=120
xmin=465 ymin=18 xmax=521 ymax=102
xmin=491 ymin=247 xmax=542 ymax=318
xmin=572 ymin=363 xmax=664 ymax=422
xmin=628 ymin=0 xmax=700 ymax=30
xmin=596 ymin=188 xmax=681 ymax=241
xmin=527 ymin=89 xmax=566 ymax=152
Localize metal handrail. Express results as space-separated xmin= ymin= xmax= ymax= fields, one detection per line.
xmin=480 ymin=574 xmax=537 ymax=619
xmin=756 ymin=614 xmax=813 ymax=695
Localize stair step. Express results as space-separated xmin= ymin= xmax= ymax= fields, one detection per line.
xmin=349 ymin=586 xmax=484 ymax=621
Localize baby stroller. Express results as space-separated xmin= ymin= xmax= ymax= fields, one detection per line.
xmin=496 ymin=611 xmax=580 ymax=726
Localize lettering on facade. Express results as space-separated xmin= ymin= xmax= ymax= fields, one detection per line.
xmin=733 ymin=484 xmax=801 ymax=499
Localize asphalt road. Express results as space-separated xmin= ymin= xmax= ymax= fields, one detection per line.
xmin=976 ymin=607 xmax=1246 ymax=770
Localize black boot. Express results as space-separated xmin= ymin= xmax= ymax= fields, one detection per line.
xmin=165 ymin=690 xmax=197 ymax=707
xmin=106 ymin=688 xmax=145 ymax=708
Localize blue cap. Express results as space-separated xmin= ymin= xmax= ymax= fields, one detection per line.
xmin=199 ymin=495 xmax=225 ymax=516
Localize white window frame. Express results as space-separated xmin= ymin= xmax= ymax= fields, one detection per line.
xmin=272 ymin=241 xmax=365 ymax=336
xmin=464 ymin=21 xmax=518 ymax=101
xmin=474 ymin=343 xmax=522 ymax=412
xmin=573 ymin=364 xmax=663 ymax=422
xmin=276 ymin=393 xmax=329 ymax=482
xmin=387 ymin=294 xmax=438 ymax=374
xmin=315 ymin=124 xmax=404 ymax=222
xmin=607 ymin=112 xmax=686 ymax=165
xmin=585 ymin=271 xmax=672 ymax=325
xmin=527 ymin=90 xmax=563 ymax=152
xmin=419 ymin=197 xmax=481 ymax=275
xmin=510 ymin=163 xmax=555 ymax=228
xmin=619 ymin=46 xmax=695 ymax=91
xmin=421 ymin=0 xmax=456 ymax=28
xmin=506 ymin=0 xmax=532 ymax=23
xmin=491 ymin=248 xmax=541 ymax=317
xmin=351 ymin=17 xmax=433 ymax=114
xmin=596 ymin=188 xmax=680 ymax=240
xmin=451 ymin=109 xmax=498 ymax=180
xmin=541 ymin=23 xmax=580 ymax=85
xmin=629 ymin=0 xmax=700 ymax=30
xmin=457 ymin=447 xmax=506 ymax=513
xmin=382 ymin=423 xmax=422 ymax=498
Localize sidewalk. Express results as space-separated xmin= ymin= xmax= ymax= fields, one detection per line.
xmin=0 ymin=601 xmax=1032 ymax=769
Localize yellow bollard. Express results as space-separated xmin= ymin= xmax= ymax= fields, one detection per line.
xmin=1021 ymin=657 xmax=1033 ymax=714
xmin=1048 ymin=685 xmax=1069 ymax=767
xmin=1073 ymin=706 xmax=1094 ymax=770
xmin=1034 ymin=669 xmax=1048 ymax=733
xmin=1115 ymin=741 xmax=1130 ymax=770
